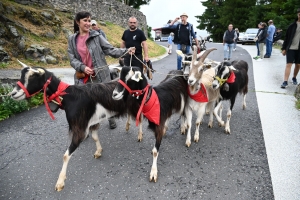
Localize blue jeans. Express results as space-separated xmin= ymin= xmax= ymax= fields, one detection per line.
xmin=224 ymin=43 xmax=234 ymax=59
xmin=265 ymin=39 xmax=273 ymax=57
xmin=177 ymin=44 xmax=191 ymax=70
xmin=256 ymin=41 xmax=260 ymax=56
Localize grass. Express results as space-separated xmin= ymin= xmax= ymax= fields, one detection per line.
xmin=296 ymin=99 xmax=300 ymax=110
xmin=1 ymin=0 xmax=165 ymax=69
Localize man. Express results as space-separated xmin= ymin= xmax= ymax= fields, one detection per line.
xmin=264 ymin=20 xmax=276 ymax=58
xmin=280 ymin=8 xmax=300 ymax=88
xmin=223 ymin=24 xmax=237 ymax=61
xmin=91 ymin=20 xmax=107 ymax=39
xmin=168 ymin=13 xmax=199 ymax=70
xmin=121 ymin=16 xmax=148 ymax=70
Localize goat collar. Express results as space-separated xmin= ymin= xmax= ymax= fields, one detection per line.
xmin=118 ymin=80 xmax=149 ymax=97
xmin=188 ymin=83 xmax=208 ymax=102
xmin=17 ymin=77 xmax=69 ymax=120
xmin=215 ymin=71 xmax=236 ymax=86
xmin=118 ymin=80 xmax=160 ymax=126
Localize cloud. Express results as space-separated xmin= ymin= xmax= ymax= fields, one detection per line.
xmin=140 ymin=0 xmax=208 ymax=37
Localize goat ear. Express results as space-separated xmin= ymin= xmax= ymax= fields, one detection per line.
xmin=131 ymin=71 xmax=143 ymax=82
xmin=229 ymin=66 xmax=237 ymax=71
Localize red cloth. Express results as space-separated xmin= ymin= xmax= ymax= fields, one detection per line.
xmin=142 ymin=89 xmax=160 ymax=125
xmin=226 ymin=71 xmax=236 ymax=83
xmin=77 ymin=33 xmax=93 ymax=84
xmin=188 ymin=83 xmax=208 ymax=102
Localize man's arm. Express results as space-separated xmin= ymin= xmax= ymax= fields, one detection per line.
xmin=120 ymin=40 xmax=126 ymax=48
xmin=142 ymin=41 xmax=149 ymax=61
xmin=190 ymin=26 xmax=199 ymax=47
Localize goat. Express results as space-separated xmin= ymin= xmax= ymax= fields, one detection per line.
xmin=181 ymin=47 xmax=223 ymax=147
xmin=112 ymin=67 xmax=188 ymax=182
xmin=212 ymin=60 xmax=249 ymax=134
xmin=10 ymin=61 xmax=141 ymax=191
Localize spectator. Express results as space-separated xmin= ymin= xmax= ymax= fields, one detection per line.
xmin=264 ymin=20 xmax=276 ymax=58
xmin=223 ymin=24 xmax=237 ymax=61
xmin=168 ymin=12 xmax=199 ymax=70
xmin=91 ymin=19 xmax=107 ymax=39
xmin=273 ymin=28 xmax=283 ymax=44
xmin=280 ymin=8 xmax=300 ymax=88
xmin=121 ymin=16 xmax=148 ymax=71
xmin=254 ymin=22 xmax=268 ymax=61
xmin=253 ymin=22 xmax=262 ymax=59
xmin=68 ymin=11 xmax=135 ymax=128
xmin=167 ymin=32 xmax=174 ymax=54
xmin=233 ymin=28 xmax=239 ymax=51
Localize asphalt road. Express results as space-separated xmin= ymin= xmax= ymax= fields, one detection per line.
xmin=0 ymin=42 xmax=274 ymax=199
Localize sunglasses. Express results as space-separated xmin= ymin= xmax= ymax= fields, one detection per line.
xmin=92 ymin=24 xmax=96 ymax=26
xmin=129 ymin=22 xmax=136 ymax=24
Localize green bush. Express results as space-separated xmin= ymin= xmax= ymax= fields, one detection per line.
xmin=0 ymin=84 xmax=44 ymax=121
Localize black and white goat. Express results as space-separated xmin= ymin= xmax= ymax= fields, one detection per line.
xmin=112 ymin=67 xmax=188 ymax=182
xmin=212 ymin=60 xmax=249 ymax=134
xmin=10 ymin=61 xmax=133 ymax=191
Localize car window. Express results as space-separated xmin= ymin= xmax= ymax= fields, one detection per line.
xmin=246 ymin=29 xmax=259 ymax=34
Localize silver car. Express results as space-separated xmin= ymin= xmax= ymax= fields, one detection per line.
xmin=241 ymin=28 xmax=259 ymax=45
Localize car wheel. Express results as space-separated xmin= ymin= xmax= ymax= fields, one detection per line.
xmin=242 ymin=42 xmax=245 ymax=45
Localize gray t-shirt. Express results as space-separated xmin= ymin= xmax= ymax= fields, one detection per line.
xmin=290 ymin=22 xmax=300 ymax=50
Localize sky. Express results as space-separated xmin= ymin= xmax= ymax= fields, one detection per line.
xmin=140 ymin=0 xmax=209 ymax=38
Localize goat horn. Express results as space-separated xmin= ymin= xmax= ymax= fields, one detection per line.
xmin=17 ymin=59 xmax=29 ymax=68
xmin=199 ymin=47 xmax=217 ymax=63
xmin=192 ymin=45 xmax=198 ymax=62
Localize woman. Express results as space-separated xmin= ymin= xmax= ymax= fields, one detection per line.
xmin=68 ymin=11 xmax=135 ymax=129
xmin=233 ymin=28 xmax=239 ymax=51
xmin=253 ymin=22 xmax=263 ymax=60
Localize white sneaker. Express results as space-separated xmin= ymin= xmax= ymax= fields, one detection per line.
xmin=256 ymin=58 xmax=263 ymax=61
xmin=233 ymin=48 xmax=236 ymax=51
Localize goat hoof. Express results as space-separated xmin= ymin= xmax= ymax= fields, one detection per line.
xmin=149 ymin=169 xmax=158 ymax=182
xmin=225 ymin=129 xmax=231 ymax=134
xmin=194 ymin=137 xmax=199 ymax=143
xmin=137 ymin=138 xmax=142 ymax=142
xmin=243 ymin=105 xmax=246 ymax=110
xmin=208 ymin=123 xmax=213 ymax=128
xmin=55 ymin=181 xmax=65 ymax=192
xmin=219 ymin=121 xmax=225 ymax=127
xmin=185 ymin=141 xmax=191 ymax=147
xmin=94 ymin=153 xmax=101 ymax=159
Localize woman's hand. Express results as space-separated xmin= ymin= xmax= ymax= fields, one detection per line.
xmin=282 ymin=50 xmax=286 ymax=56
xmin=84 ymin=66 xmax=94 ymax=75
xmin=128 ymin=47 xmax=136 ymax=55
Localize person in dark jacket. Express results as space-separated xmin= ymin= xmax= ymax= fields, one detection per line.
xmin=168 ymin=13 xmax=199 ymax=70
xmin=91 ymin=19 xmax=107 ymax=39
xmin=280 ymin=8 xmax=300 ymax=88
xmin=273 ymin=28 xmax=283 ymax=43
xmin=254 ymin=22 xmax=267 ymax=61
xmin=223 ymin=24 xmax=237 ymax=61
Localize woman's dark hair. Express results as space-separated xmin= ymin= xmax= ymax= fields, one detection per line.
xmin=73 ymin=11 xmax=91 ymax=33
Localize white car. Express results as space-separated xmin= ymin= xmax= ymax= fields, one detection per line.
xmin=241 ymin=28 xmax=259 ymax=45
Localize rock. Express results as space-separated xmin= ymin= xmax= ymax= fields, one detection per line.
xmin=15 ymin=0 xmax=30 ymax=5
xmin=0 ymin=46 xmax=11 ymax=62
xmin=0 ymin=28 xmax=6 ymax=38
xmin=295 ymin=84 xmax=300 ymax=100
xmin=41 ymin=11 xmax=53 ymax=20
xmin=45 ymin=55 xmax=58 ymax=64
xmin=62 ymin=28 xmax=73 ymax=39
xmin=99 ymin=21 xmax=106 ymax=26
xmin=62 ymin=55 xmax=69 ymax=61
xmin=8 ymin=25 xmax=19 ymax=38
xmin=0 ymin=39 xmax=6 ymax=45
xmin=43 ymin=31 xmax=55 ymax=38
xmin=18 ymin=39 xmax=26 ymax=51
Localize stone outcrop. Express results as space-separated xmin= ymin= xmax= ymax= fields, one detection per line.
xmin=15 ymin=0 xmax=148 ymax=37
xmin=24 ymin=44 xmax=58 ymax=64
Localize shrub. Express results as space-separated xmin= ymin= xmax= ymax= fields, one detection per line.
xmin=0 ymin=84 xmax=44 ymax=121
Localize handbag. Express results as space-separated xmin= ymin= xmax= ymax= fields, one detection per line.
xmin=75 ymin=71 xmax=86 ymax=79
xmin=254 ymin=37 xmax=258 ymax=42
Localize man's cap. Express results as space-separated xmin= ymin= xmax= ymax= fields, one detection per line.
xmin=268 ymin=20 xmax=273 ymax=23
xmin=91 ymin=20 xmax=97 ymax=25
xmin=180 ymin=13 xmax=188 ymax=17
xmin=297 ymin=8 xmax=300 ymax=13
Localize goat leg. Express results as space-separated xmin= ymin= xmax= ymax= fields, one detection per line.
xmin=194 ymin=104 xmax=206 ymax=143
xmin=213 ymin=101 xmax=225 ymax=127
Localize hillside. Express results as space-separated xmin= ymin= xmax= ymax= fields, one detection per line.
xmin=0 ymin=0 xmax=165 ymax=69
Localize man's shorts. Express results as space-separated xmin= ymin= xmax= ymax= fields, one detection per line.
xmin=286 ymin=49 xmax=300 ymax=64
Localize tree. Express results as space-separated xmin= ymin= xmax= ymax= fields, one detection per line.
xmin=118 ymin=0 xmax=151 ymax=9
xmin=147 ymin=25 xmax=153 ymax=40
